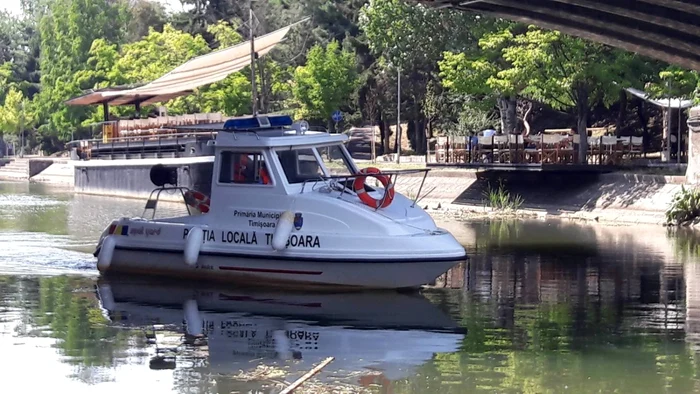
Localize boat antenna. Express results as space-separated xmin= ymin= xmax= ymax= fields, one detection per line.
xmin=249 ymin=0 xmax=258 ymax=115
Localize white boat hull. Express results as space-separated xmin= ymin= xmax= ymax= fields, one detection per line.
xmin=103 ymin=246 xmax=463 ymax=289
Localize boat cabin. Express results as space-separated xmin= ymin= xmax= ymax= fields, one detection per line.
xmin=209 ymin=114 xmax=358 ymax=197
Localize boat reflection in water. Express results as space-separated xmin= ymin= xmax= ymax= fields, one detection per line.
xmin=95 ymin=275 xmax=465 ymax=388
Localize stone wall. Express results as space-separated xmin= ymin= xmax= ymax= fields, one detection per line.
xmin=392 ymin=169 xmax=683 ymax=225
xmin=687 ymin=106 xmax=700 ymax=184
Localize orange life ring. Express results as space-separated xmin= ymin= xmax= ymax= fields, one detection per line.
xmin=353 ymin=167 xmax=395 ymax=209
xmin=185 ymin=190 xmax=210 ymax=213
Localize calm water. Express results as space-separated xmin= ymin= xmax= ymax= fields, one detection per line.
xmin=3 ymin=181 xmax=700 ymax=393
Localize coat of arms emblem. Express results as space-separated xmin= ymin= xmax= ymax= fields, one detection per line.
xmin=293 ymin=213 xmax=303 ymax=230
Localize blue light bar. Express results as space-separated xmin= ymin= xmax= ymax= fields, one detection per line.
xmin=268 ymin=114 xmax=293 ymax=127
xmin=223 ymin=114 xmax=293 ymax=130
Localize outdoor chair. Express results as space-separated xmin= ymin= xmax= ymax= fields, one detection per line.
xmin=557 ymin=136 xmax=575 ymax=163
xmin=452 ymin=138 xmax=467 ymax=163
xmin=601 ymin=136 xmax=621 ymax=165
xmin=493 ymin=135 xmax=509 ymax=163
xmin=630 ymin=136 xmax=643 ymax=158
xmin=477 ymin=135 xmax=494 ymax=163
xmin=523 ymin=136 xmax=540 ymax=163
xmin=587 ymin=137 xmax=601 ymax=164
xmin=195 ymin=113 xmax=208 ymax=124
xmin=541 ymin=134 xmax=563 ymax=163
xmin=435 ymin=136 xmax=447 ymax=163
xmin=508 ymin=134 xmax=525 ymax=163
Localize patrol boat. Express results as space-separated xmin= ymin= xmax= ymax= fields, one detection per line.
xmin=93 ymin=113 xmax=467 ymax=289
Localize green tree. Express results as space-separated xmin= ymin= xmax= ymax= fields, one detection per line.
xmin=292 ymin=40 xmax=358 ymax=130
xmin=124 ymin=0 xmax=168 ymax=43
xmin=0 ymin=10 xmax=41 ymax=99
xmin=34 ymin=0 xmax=127 ymax=141
xmin=360 ymin=0 xmax=475 ymax=153
xmin=646 ymin=65 xmax=699 ymax=100
xmin=0 ymin=62 xmax=13 ymax=101
xmin=441 ymin=24 xmax=648 ymax=163
xmin=0 ymin=86 xmax=34 ymax=153
xmin=439 ymin=21 xmax=522 ymax=135
xmin=501 ymin=28 xmax=643 ymax=162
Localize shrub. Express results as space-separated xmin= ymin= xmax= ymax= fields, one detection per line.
xmin=482 ymin=180 xmax=524 ymax=211
xmin=666 ymin=185 xmax=700 ymax=226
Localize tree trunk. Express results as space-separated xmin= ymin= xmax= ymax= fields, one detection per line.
xmin=576 ymin=85 xmax=589 ymax=164
xmin=637 ymin=100 xmax=649 ymax=152
xmin=379 ymin=117 xmax=390 ymax=156
xmin=419 ymin=116 xmax=428 ymax=155
xmin=616 ymin=89 xmax=626 ymax=137
xmin=497 ymin=96 xmax=517 ymax=134
xmin=412 ymin=117 xmax=427 ymax=155
xmin=408 ymin=120 xmax=417 ymax=151
xmin=523 ymin=102 xmax=532 ymax=136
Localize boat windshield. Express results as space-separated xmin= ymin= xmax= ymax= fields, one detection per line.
xmin=275 ymin=144 xmax=354 ymax=184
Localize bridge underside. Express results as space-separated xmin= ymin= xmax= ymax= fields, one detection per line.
xmin=418 ymin=0 xmax=700 ymax=72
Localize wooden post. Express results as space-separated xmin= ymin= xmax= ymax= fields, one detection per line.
xmin=102 ymin=102 xmax=109 ymax=122
xmin=279 ymin=357 xmax=334 ymax=394
xmin=371 ymin=126 xmax=376 ymax=163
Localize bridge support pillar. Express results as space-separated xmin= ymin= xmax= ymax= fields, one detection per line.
xmin=686 ymin=106 xmax=700 ymax=184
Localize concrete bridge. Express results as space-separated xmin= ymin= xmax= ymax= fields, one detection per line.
xmin=418 ymin=0 xmax=700 ymax=181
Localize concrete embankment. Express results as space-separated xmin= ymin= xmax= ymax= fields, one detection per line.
xmin=0 ymin=157 xmax=73 ymax=184
xmin=392 ymin=168 xmax=684 ymax=225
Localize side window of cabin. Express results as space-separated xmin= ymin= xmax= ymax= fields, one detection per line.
xmin=276 ymin=148 xmax=325 ymax=184
xmin=218 ymin=151 xmax=272 ymax=185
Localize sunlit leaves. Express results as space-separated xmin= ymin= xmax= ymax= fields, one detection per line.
xmin=360 ymin=0 xmax=474 ymax=70
xmin=0 ymin=86 xmax=34 ymax=138
xmin=115 ymin=24 xmax=209 ymax=84
xmin=441 ymin=24 xmax=642 ymax=114
xmin=291 ymin=40 xmax=358 ymax=123
xmin=34 ymin=0 xmax=126 ymax=139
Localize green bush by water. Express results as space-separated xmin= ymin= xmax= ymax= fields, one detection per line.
xmin=482 ymin=180 xmax=524 ymax=211
xmin=665 ymin=185 xmax=700 ymax=226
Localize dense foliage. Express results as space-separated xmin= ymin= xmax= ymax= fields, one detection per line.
xmin=0 ymin=0 xmax=697 ymax=154
xmin=666 ymin=186 xmax=700 ymax=226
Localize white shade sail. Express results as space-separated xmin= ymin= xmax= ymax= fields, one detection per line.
xmin=104 ymin=24 xmax=292 ymax=98
xmin=625 ymin=87 xmax=695 ymax=109
xmin=67 ymin=20 xmax=306 ymax=107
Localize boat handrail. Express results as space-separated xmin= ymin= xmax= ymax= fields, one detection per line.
xmin=79 ymin=130 xmax=219 ymax=145
xmin=302 ymin=168 xmax=432 ymax=209
xmin=142 ymin=186 xmax=194 ymax=219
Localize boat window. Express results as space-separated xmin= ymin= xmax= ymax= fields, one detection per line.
xmin=275 ymin=145 xmax=354 ymax=184
xmin=317 ymin=144 xmax=354 ymax=174
xmin=276 ymin=148 xmax=326 ymax=184
xmin=218 ymin=151 xmax=272 ymax=185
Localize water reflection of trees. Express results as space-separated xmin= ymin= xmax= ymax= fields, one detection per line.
xmin=669 ymin=227 xmax=700 ymax=263
xmin=0 ymin=202 xmax=69 ymax=235
xmin=402 ymin=220 xmax=696 ymax=394
xmin=34 ymin=276 xmax=137 ymax=383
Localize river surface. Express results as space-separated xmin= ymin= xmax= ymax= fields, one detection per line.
xmin=3 ymin=181 xmax=700 ymax=393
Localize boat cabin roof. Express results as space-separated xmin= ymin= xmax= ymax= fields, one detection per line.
xmin=188 ymin=114 xmax=348 ymax=149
